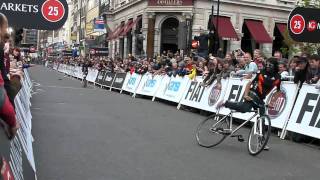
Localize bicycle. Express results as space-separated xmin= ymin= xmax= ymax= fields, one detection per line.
xmin=196 ymin=102 xmax=271 ymax=156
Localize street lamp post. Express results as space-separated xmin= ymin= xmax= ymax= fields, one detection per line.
xmin=214 ymin=0 xmax=220 ymax=55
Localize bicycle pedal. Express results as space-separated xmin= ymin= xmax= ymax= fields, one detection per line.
xmin=231 ymin=135 xmax=245 ymax=142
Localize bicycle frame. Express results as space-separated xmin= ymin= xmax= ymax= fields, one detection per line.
xmin=212 ymin=109 xmax=261 ymax=137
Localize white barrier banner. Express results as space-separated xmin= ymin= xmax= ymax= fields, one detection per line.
xmin=136 ymin=74 xmax=163 ymax=97
xmin=122 ymin=73 xmax=142 ymax=93
xmin=180 ymin=77 xmax=229 ymax=112
xmin=53 ymin=63 xmax=58 ymax=70
xmin=286 ymin=84 xmax=320 ymax=139
xmin=86 ymin=69 xmax=99 ymax=82
xmin=156 ymin=76 xmax=190 ymax=103
xmin=219 ymin=78 xmax=251 ymax=118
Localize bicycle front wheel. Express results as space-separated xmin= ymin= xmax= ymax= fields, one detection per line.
xmin=196 ymin=114 xmax=229 ymax=148
xmin=247 ymin=115 xmax=271 ymax=156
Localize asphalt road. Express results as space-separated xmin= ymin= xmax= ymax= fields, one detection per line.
xmin=30 ymin=66 xmax=319 ymax=180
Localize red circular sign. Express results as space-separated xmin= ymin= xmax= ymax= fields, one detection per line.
xmin=290 ymin=14 xmax=305 ymax=35
xmin=267 ymin=90 xmax=286 ymax=119
xmin=41 ymin=0 xmax=65 ymax=23
xmin=307 ymin=20 xmax=317 ymax=32
xmin=191 ymin=40 xmax=199 ymax=49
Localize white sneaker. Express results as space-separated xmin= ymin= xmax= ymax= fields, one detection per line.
xmin=263 ymin=145 xmax=270 ymax=151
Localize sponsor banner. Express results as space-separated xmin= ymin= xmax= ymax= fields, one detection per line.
xmin=122 ymin=73 xmax=142 ymax=93
xmin=286 ymin=84 xmax=320 ymax=139
xmin=156 ymin=75 xmax=190 ymax=103
xmin=265 ymin=82 xmax=298 ymax=128
xmin=288 ymin=7 xmax=320 ymax=43
xmin=136 ymin=73 xmax=163 ymax=97
xmin=180 ymin=77 xmax=229 ymax=112
xmin=154 ymin=75 xmax=172 ymax=99
xmin=101 ymin=72 xmax=116 ymax=87
xmin=95 ymin=71 xmax=106 ymax=85
xmin=0 ymin=0 xmax=69 ymax=30
xmin=53 ymin=63 xmax=58 ymax=70
xmin=86 ymin=69 xmax=99 ymax=82
xmin=218 ymin=78 xmax=252 ymax=119
xmin=112 ymin=73 xmax=126 ymax=90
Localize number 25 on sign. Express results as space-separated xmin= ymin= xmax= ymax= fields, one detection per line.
xmin=41 ymin=0 xmax=65 ymax=23
xmin=290 ymin=14 xmax=305 ymax=35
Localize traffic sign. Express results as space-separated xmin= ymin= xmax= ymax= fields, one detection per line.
xmin=288 ymin=7 xmax=320 ymax=43
xmin=0 ymin=0 xmax=68 ymax=30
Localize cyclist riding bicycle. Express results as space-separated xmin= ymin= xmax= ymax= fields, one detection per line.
xmin=217 ymin=57 xmax=281 ymax=150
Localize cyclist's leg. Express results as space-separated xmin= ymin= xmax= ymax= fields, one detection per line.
xmin=224 ymin=101 xmax=253 ymax=113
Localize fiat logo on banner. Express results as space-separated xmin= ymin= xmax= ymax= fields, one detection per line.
xmin=266 ymin=89 xmax=287 ymax=119
xmin=208 ymin=83 xmax=222 ymax=106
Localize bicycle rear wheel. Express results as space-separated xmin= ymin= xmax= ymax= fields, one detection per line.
xmin=196 ymin=114 xmax=229 ymax=148
xmin=247 ymin=115 xmax=271 ymax=156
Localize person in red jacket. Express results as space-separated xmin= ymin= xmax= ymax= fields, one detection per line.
xmin=0 ymin=13 xmax=19 ymax=139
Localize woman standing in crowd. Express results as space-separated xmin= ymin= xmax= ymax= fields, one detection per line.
xmin=0 ymin=13 xmax=19 ymax=139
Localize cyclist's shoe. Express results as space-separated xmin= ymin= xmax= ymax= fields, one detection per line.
xmin=263 ymin=145 xmax=270 ymax=151
xmin=216 ymin=101 xmax=225 ymax=109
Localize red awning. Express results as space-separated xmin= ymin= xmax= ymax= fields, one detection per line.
xmin=276 ymin=23 xmax=287 ymax=36
xmin=107 ymin=25 xmax=121 ymax=40
xmin=121 ymin=16 xmax=142 ymax=36
xmin=112 ymin=23 xmax=125 ymax=39
xmin=212 ymin=16 xmax=239 ymax=41
xmin=245 ymin=20 xmax=273 ymax=43
xmin=120 ymin=19 xmax=134 ymax=36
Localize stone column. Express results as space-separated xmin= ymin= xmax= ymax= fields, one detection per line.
xmin=146 ymin=12 xmax=156 ymax=59
xmin=124 ymin=37 xmax=128 ymax=58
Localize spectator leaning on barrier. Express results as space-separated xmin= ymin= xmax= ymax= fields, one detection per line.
xmin=306 ymin=54 xmax=320 ymax=84
xmin=278 ymin=61 xmax=289 ymax=80
xmin=217 ymin=58 xmax=281 ymax=137
xmin=0 ymin=12 xmax=19 ymax=139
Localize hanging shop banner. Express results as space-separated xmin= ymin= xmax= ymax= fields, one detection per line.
xmin=136 ymin=74 xmax=163 ymax=97
xmin=286 ymin=84 xmax=320 ymax=139
xmin=0 ymin=0 xmax=69 ymax=30
xmin=122 ymin=73 xmax=142 ymax=93
xmin=101 ymin=72 xmax=116 ymax=87
xmin=288 ymin=7 xmax=320 ymax=43
xmin=95 ymin=71 xmax=106 ymax=85
xmin=94 ymin=18 xmax=106 ymax=33
xmin=62 ymin=50 xmax=73 ymax=57
xmin=156 ymin=75 xmax=190 ymax=103
xmin=112 ymin=73 xmax=126 ymax=90
xmin=180 ymin=77 xmax=229 ymax=113
xmin=89 ymin=47 xmax=109 ymax=56
xmin=264 ymin=82 xmax=299 ymax=129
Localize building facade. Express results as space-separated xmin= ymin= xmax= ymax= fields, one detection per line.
xmin=105 ymin=0 xmax=295 ymax=58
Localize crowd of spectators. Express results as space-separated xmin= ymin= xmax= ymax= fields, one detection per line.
xmin=0 ymin=13 xmax=34 ymax=139
xmin=55 ymin=48 xmax=319 ymax=88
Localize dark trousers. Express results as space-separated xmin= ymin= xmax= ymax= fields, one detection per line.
xmin=225 ymin=99 xmax=265 ymax=115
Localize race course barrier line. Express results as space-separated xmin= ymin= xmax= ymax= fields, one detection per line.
xmin=51 ymin=64 xmax=320 ymax=140
xmin=0 ymin=69 xmax=37 ymax=180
